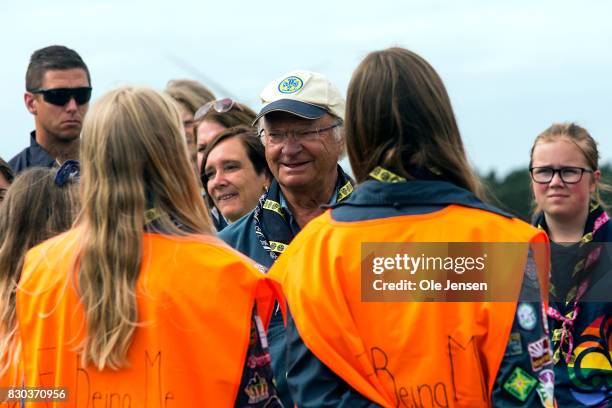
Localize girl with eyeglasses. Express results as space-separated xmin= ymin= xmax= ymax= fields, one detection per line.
xmin=530 ymin=122 xmax=611 ymax=407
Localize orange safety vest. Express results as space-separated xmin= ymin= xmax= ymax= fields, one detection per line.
xmin=269 ymin=205 xmax=549 ymax=408
xmin=0 ymin=359 xmax=22 ymax=407
xmin=15 ymin=229 xmax=278 ymax=408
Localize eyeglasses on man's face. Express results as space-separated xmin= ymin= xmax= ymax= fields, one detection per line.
xmin=259 ymin=123 xmax=340 ymax=145
xmin=529 ymin=166 xmax=593 ymax=184
xmin=194 ymin=98 xmax=243 ymax=121
xmin=29 ymin=87 xmax=92 ymax=106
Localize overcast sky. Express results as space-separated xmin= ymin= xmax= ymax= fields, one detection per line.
xmin=1 ymin=0 xmax=610 ymax=175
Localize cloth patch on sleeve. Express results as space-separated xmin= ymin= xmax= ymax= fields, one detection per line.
xmin=505 ymin=332 xmax=523 ymax=356
xmin=503 ymin=366 xmax=538 ymax=402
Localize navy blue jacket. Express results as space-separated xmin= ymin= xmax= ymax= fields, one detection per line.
xmin=9 ymin=131 xmax=56 ymax=174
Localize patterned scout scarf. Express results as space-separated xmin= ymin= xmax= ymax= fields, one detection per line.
xmin=535 ymin=202 xmax=610 ymax=363
xmin=253 ymin=165 xmax=354 ymax=261
xmin=368 ymin=166 xmax=407 ymax=183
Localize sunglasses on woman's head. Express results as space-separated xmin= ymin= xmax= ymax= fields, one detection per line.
xmin=29 ymin=87 xmax=92 ymax=106
xmin=194 ymin=98 xmax=243 ymax=121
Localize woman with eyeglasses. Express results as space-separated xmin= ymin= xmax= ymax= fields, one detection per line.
xmin=268 ymin=47 xmax=550 ymax=407
xmin=529 ymin=122 xmax=611 ymax=407
xmin=8 ymin=87 xmax=282 ymax=407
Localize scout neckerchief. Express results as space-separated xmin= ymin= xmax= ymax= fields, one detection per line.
xmin=368 ymin=165 xmax=444 ymax=184
xmin=369 ymin=166 xmax=407 ymax=183
xmin=535 ymin=202 xmax=610 ymax=363
xmin=253 ymin=165 xmax=354 ymax=261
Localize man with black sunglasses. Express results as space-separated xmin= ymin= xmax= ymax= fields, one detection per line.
xmin=9 ymin=45 xmax=91 ymax=174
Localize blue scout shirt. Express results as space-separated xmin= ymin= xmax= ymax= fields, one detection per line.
xmin=9 ymin=131 xmax=56 ymax=174
xmin=219 ymin=182 xmax=341 ymax=408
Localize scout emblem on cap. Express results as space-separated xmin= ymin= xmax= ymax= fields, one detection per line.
xmin=278 ymin=76 xmax=304 ymax=94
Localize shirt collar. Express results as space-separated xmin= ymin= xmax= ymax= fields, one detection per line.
xmin=278 ymin=182 xmax=339 ymax=234
xmin=29 ymin=131 xmax=57 ymax=167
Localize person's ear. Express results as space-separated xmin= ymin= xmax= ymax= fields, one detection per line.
xmin=263 ymin=176 xmax=271 ymax=191
xmin=24 ymin=92 xmax=37 ymax=115
xmin=590 ymin=169 xmax=601 ymax=194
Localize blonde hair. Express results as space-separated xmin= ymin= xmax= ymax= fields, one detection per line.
xmin=530 ymin=122 xmax=610 ymax=209
xmin=165 ymin=79 xmax=215 ymax=114
xmin=76 ymin=86 xmax=212 ymax=369
xmin=0 ymin=168 xmax=79 ymax=374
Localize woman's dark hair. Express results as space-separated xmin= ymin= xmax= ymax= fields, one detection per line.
xmin=345 ymin=47 xmax=484 ymax=198
xmin=0 ymin=158 xmax=14 ymax=184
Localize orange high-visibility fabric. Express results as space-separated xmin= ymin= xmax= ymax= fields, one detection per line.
xmin=269 ymin=205 xmax=549 ymax=408
xmin=16 ymin=229 xmax=277 ymax=408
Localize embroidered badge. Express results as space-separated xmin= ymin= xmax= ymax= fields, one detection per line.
xmin=505 ymin=332 xmax=523 ymax=356
xmin=517 ymin=303 xmax=537 ymax=331
xmin=527 ymin=336 xmax=553 ymax=372
xmin=536 ymin=369 xmax=555 ymax=408
xmin=247 ymin=352 xmax=272 ymax=369
xmin=369 ymin=166 xmax=406 ymax=183
xmin=244 ymin=373 xmax=270 ymax=404
xmin=503 ymin=366 xmax=538 ymax=402
xmin=337 ymin=180 xmax=354 ymax=202
xmin=263 ymin=199 xmax=285 ymax=218
xmin=278 ymin=76 xmax=304 ymax=94
xmin=538 ymin=368 xmax=554 ymax=384
xmin=269 ymin=241 xmax=287 ymax=253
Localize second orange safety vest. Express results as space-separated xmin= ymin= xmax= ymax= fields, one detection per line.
xmin=270 ymin=205 xmax=549 ymax=408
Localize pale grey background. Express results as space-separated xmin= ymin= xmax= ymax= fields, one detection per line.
xmin=1 ymin=0 xmax=610 ymax=174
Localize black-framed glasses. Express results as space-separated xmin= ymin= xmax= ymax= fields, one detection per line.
xmin=194 ymin=98 xmax=243 ymax=121
xmin=529 ymin=166 xmax=593 ymax=184
xmin=29 ymin=87 xmax=92 ymax=106
xmin=259 ymin=123 xmax=341 ymax=145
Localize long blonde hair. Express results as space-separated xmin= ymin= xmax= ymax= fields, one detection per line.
xmin=76 ymin=86 xmax=212 ymax=369
xmin=0 ymin=168 xmax=79 ymax=373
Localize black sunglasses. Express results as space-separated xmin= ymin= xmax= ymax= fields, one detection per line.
xmin=29 ymin=87 xmax=92 ymax=106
